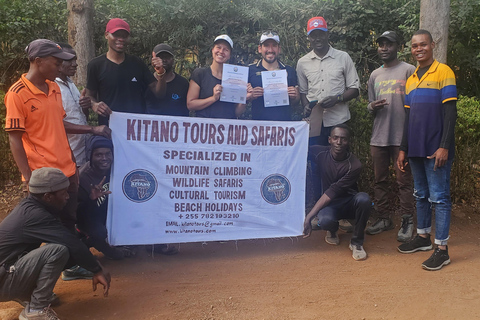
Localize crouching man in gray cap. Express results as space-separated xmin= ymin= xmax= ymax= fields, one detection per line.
xmin=0 ymin=167 xmax=111 ymax=320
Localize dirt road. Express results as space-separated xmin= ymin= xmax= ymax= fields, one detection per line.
xmin=0 ymin=186 xmax=479 ymax=319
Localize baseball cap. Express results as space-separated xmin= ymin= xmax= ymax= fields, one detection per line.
xmin=25 ymin=39 xmax=75 ymax=60
xmin=153 ymin=43 xmax=174 ymax=57
xmin=307 ymin=16 xmax=328 ymax=35
xmin=214 ymin=35 xmax=233 ymax=49
xmin=260 ymin=31 xmax=280 ymax=44
xmin=376 ymin=31 xmax=400 ymax=44
xmin=29 ymin=167 xmax=70 ymax=194
xmin=106 ymin=18 xmax=130 ymax=34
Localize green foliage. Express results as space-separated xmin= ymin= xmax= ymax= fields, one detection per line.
xmin=0 ymin=0 xmax=68 ymax=88
xmin=449 ymin=0 xmax=480 ymax=97
xmin=0 ymin=0 xmax=479 ymax=204
xmin=0 ymin=90 xmax=19 ymax=184
xmin=348 ymin=97 xmax=373 ymax=194
xmin=452 ymin=96 xmax=480 ymax=202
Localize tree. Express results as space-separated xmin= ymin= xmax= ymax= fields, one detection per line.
xmin=67 ymin=0 xmax=95 ymax=87
xmin=420 ymin=0 xmax=450 ymax=63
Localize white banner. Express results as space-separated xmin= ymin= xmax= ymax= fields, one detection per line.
xmin=107 ymin=112 xmax=309 ymax=245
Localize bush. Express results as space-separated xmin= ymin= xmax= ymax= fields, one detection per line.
xmin=452 ymin=96 xmax=480 ymax=202
xmin=0 ymin=0 xmax=479 ymax=206
xmin=347 ymin=95 xmax=480 ymax=205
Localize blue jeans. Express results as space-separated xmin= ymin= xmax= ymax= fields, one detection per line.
xmin=409 ymin=157 xmax=452 ymax=245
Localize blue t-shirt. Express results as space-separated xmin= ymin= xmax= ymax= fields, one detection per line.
xmin=404 ymin=60 xmax=457 ymax=158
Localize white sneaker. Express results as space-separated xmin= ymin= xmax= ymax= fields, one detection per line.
xmin=349 ymin=243 xmax=367 ymax=261
xmin=325 ymin=231 xmax=340 ymax=245
xmin=19 ymin=303 xmax=60 ymax=320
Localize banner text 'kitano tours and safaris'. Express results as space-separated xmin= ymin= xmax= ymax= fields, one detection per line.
xmin=107 ymin=112 xmax=309 ymax=245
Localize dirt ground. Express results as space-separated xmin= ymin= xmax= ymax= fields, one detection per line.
xmin=0 ymin=184 xmax=479 ymax=320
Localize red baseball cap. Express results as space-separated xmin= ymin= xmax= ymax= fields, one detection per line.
xmin=106 ymin=18 xmax=130 ymax=34
xmin=307 ymin=17 xmax=328 ymax=35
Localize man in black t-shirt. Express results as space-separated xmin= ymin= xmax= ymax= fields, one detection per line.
xmin=86 ymin=18 xmax=165 ymax=125
xmin=145 ymin=43 xmax=189 ymax=116
xmin=303 ymin=124 xmax=371 ymax=261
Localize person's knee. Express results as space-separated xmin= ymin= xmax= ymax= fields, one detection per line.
xmin=317 ymin=214 xmax=336 ymax=229
xmin=413 ymin=187 xmax=428 ymax=201
xmin=355 ymin=192 xmax=371 ymax=209
xmin=43 ymin=243 xmax=70 ymax=264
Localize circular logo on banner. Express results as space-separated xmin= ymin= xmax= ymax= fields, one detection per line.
xmin=122 ymin=169 xmax=158 ymax=203
xmin=261 ymin=174 xmax=291 ymax=205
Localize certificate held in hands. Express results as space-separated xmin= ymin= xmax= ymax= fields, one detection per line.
xmin=261 ymin=69 xmax=289 ymax=107
xmin=221 ymin=63 xmax=249 ymax=104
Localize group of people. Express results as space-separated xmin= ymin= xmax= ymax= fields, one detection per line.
xmin=0 ymin=14 xmax=456 ymax=320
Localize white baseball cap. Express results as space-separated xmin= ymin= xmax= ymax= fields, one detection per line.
xmin=214 ymin=35 xmax=233 ymax=49
xmin=260 ymin=31 xmax=280 ymax=44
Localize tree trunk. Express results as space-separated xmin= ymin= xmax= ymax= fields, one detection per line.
xmin=420 ymin=0 xmax=450 ymax=64
xmin=67 ymin=0 xmax=95 ymax=87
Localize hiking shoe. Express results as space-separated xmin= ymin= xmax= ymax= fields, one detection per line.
xmin=62 ymin=265 xmax=94 ymax=281
xmin=310 ymin=216 xmax=321 ymax=230
xmin=349 ymin=243 xmax=367 ymax=261
xmin=366 ymin=218 xmax=394 ymax=235
xmin=338 ymin=219 xmax=354 ymax=233
xmin=422 ymin=246 xmax=451 ymax=271
xmin=325 ymin=231 xmax=340 ymax=245
xmin=19 ymin=303 xmax=60 ymax=320
xmin=397 ymin=214 xmax=414 ymax=242
xmin=397 ymin=234 xmax=433 ymax=253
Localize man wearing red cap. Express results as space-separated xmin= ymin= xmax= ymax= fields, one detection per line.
xmin=86 ymin=18 xmax=165 ymax=125
xmin=297 ymin=16 xmax=360 ymax=146
xmin=4 ymin=39 xmax=111 ymax=233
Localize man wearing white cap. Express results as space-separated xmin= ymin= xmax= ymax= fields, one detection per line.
xmin=297 ymin=16 xmax=360 ymax=146
xmin=0 ymin=167 xmax=111 ymax=320
xmin=86 ymin=18 xmax=165 ymax=125
xmin=246 ymin=31 xmax=300 ymax=120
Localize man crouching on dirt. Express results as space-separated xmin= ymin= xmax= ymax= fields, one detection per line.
xmin=0 ymin=167 xmax=110 ymax=320
xmin=303 ymin=124 xmax=371 ymax=260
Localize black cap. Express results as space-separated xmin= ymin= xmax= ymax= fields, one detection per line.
xmin=376 ymin=31 xmax=400 ymax=44
xmin=25 ymin=39 xmax=75 ymax=60
xmin=153 ymin=43 xmax=174 ymax=57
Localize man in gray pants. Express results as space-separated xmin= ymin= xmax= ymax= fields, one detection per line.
xmin=0 ymin=167 xmax=110 ymax=320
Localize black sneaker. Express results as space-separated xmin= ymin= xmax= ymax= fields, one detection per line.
xmin=422 ymin=246 xmax=451 ymax=271
xmin=366 ymin=218 xmax=394 ymax=235
xmin=62 ymin=265 xmax=94 ymax=281
xmin=397 ymin=214 xmax=414 ymax=242
xmin=397 ymin=234 xmax=433 ymax=253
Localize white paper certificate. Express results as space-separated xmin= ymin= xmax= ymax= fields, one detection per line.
xmin=220 ymin=64 xmax=248 ymax=104
xmin=261 ymin=69 xmax=289 ymax=107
